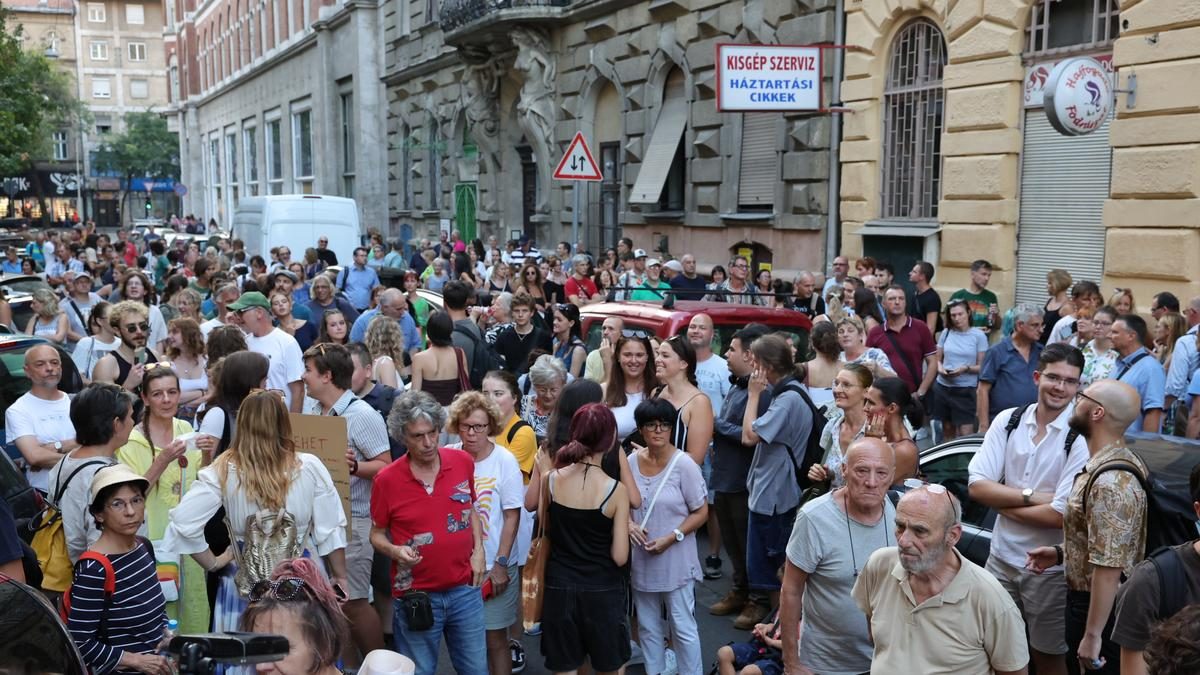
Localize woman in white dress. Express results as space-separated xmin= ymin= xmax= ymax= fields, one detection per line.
xmin=163 ymin=389 xmax=349 ymax=632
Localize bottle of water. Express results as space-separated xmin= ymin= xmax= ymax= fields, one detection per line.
xmin=162 ymin=619 xmax=179 ymax=646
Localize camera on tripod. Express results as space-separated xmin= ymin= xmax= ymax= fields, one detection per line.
xmin=167 ymin=632 xmax=290 ymax=675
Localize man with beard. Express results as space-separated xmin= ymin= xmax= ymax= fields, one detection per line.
xmin=92 ymin=301 xmax=161 ymax=392
xmin=852 ymin=485 xmax=1029 ymax=674
xmin=968 ymin=343 xmax=1090 ymax=675
xmin=1028 ymin=379 xmax=1148 ymax=675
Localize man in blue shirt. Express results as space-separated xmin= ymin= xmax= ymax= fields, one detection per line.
xmin=1111 ymin=313 xmax=1165 ymax=433
xmin=978 ymin=304 xmax=1045 ymax=432
xmin=336 ymin=247 xmax=380 ymax=311
xmin=349 ymin=288 xmax=421 ymax=354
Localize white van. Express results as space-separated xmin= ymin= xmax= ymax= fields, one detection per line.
xmin=232 ymin=195 xmax=361 ymax=265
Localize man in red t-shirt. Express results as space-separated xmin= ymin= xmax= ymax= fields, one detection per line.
xmin=564 ymin=254 xmax=599 ymax=307
xmin=866 ymin=286 xmax=938 ymax=398
xmin=371 ymin=390 xmax=486 ymax=674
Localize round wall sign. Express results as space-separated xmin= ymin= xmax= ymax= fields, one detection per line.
xmin=1044 ymin=57 xmax=1113 ymax=136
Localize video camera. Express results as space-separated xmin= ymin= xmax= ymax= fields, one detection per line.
xmin=168 ymin=632 xmax=290 ymax=675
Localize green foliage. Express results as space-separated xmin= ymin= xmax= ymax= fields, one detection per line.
xmin=93 ymin=111 xmax=180 ymax=182
xmin=0 ymin=7 xmax=89 ymax=175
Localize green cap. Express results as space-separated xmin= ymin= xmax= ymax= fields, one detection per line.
xmin=227 ymin=291 xmax=271 ymax=312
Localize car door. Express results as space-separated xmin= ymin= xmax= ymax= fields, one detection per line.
xmin=919 ymin=440 xmax=996 ymax=567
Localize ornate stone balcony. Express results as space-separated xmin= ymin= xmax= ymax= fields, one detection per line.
xmin=439 ymin=0 xmax=572 ymax=44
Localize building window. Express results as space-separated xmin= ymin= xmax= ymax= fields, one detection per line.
xmin=97 ymin=124 xmax=112 ymax=135
xmin=266 ymin=117 xmax=283 ymax=194
xmin=52 ymin=132 xmax=69 ymax=161
xmin=291 ymin=108 xmax=313 ymax=193
xmin=90 ymin=40 xmax=109 ymax=61
xmin=1027 ymin=0 xmax=1119 ymax=56
xmin=209 ymin=137 xmax=222 ymax=188
xmin=128 ymin=42 xmax=147 ymax=62
xmin=130 ymin=79 xmax=149 ymax=99
xmin=399 ymin=123 xmax=413 ymax=210
xmin=340 ymin=92 xmax=355 ymax=199
xmin=881 ymin=19 xmax=946 ymax=221
xmin=92 ymin=78 xmax=111 ymax=99
xmin=226 ymin=133 xmax=238 ymax=188
xmin=244 ymin=126 xmax=259 ymax=185
xmin=87 ymin=3 xmax=105 ymax=22
xmin=427 ymin=120 xmax=440 ymax=210
xmin=737 ymin=114 xmax=778 ymax=211
xmin=126 ymin=4 xmax=145 ymax=24
xmin=631 ymin=68 xmax=688 ymax=211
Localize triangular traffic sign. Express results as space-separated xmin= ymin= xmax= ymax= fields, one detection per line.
xmin=553 ymin=132 xmax=603 ymax=181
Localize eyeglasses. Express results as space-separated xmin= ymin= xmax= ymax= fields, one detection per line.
xmin=249 ymin=578 xmax=309 ymax=603
xmin=459 ymin=422 xmax=490 ymax=434
xmin=1075 ymin=391 xmax=1105 ymax=409
xmin=105 ymin=495 xmax=146 ymax=511
xmin=641 ymin=421 xmax=671 ymax=432
xmin=730 ymin=263 xmax=748 ymax=269
xmin=902 ymin=478 xmax=955 ymax=511
xmin=1040 ymin=373 xmax=1080 ymax=388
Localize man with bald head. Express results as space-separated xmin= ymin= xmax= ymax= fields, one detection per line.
xmin=668 ymin=253 xmax=708 ymax=299
xmin=1028 ymin=379 xmax=1148 ymax=675
xmin=780 ymin=438 xmax=897 ymax=675
xmin=852 ymin=484 xmax=1030 ymax=675
xmin=6 ymin=344 xmax=79 ymax=494
xmin=348 ymin=287 xmax=421 ymax=357
xmin=791 ymin=271 xmax=824 ymax=320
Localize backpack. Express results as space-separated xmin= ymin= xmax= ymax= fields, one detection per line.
xmin=25 ymin=459 xmax=109 ymax=592
xmin=59 ymin=550 xmax=115 ymax=636
xmin=225 ymin=507 xmax=301 ymax=597
xmin=1081 ymin=458 xmax=1199 ymax=557
xmin=773 ymin=380 xmax=826 ymax=491
xmin=453 ymin=322 xmax=503 ymax=389
xmin=506 ymin=420 xmax=532 ymax=446
xmin=1003 ymin=403 xmax=1081 ymax=457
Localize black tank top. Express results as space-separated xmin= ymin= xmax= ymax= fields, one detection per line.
xmin=545 ymin=474 xmax=622 ymax=588
xmin=112 ymin=348 xmax=160 ymax=420
xmin=1041 ymin=301 xmax=1063 ymax=345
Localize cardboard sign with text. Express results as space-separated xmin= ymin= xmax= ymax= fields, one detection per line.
xmin=290 ymin=413 xmax=351 ymax=534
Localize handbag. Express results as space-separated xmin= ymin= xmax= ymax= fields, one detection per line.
xmin=639 ymin=450 xmax=684 ymax=529
xmin=455 ymin=347 xmax=471 ymax=394
xmin=521 ymin=472 xmax=551 ymax=631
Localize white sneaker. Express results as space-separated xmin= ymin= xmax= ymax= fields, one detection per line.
xmin=662 ymin=648 xmax=678 ymax=675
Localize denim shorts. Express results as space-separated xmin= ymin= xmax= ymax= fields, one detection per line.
xmin=728 ymin=640 xmax=783 ymax=675
xmin=746 ymin=508 xmax=797 ymax=591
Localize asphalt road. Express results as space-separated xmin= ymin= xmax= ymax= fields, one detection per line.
xmin=433 ymin=531 xmax=750 ymax=675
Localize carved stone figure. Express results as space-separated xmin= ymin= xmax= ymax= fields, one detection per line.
xmin=460 ymin=45 xmax=503 ymax=218
xmin=511 ymin=26 xmax=556 ymax=215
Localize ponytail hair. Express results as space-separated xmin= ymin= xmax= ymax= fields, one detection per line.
xmin=554 ymin=402 xmax=616 ymax=468
xmin=872 ymin=377 xmax=925 ymax=429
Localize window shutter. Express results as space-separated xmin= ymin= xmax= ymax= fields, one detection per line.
xmin=738 ymin=113 xmax=777 ymax=209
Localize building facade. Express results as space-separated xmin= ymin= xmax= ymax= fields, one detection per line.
xmin=169 ymin=0 xmax=389 ymax=234
xmin=382 ymin=0 xmax=839 ymax=275
xmin=838 ymin=0 xmax=1200 ymax=309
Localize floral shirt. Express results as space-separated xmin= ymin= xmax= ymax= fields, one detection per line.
xmin=1081 ymin=340 xmax=1119 ymax=386
xmin=840 ymin=347 xmax=894 ymax=375
xmin=818 ymin=411 xmax=866 ymax=489
xmin=1063 ymin=442 xmax=1148 ymax=591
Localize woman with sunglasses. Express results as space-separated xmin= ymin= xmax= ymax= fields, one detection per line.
xmin=654 ymin=336 xmax=713 ymax=466
xmin=163 ymin=390 xmax=349 ymax=633
xmin=602 ymin=334 xmax=657 ymax=443
xmin=517 ymin=262 xmax=548 ymax=309
xmin=239 ymin=558 xmax=351 ymax=675
xmin=68 ymin=464 xmax=174 ymax=675
xmin=116 ymin=364 xmax=207 ymax=632
xmin=932 ymin=300 xmax=987 ymax=440
xmin=551 ymin=304 xmax=587 ymax=378
xmin=446 ymin=392 xmax=524 ymax=675
xmin=73 ymin=301 xmax=120 ymax=384
xmin=628 ymin=398 xmax=707 ymax=675
xmin=810 ymin=364 xmax=872 ymax=488
xmin=863 ymin=377 xmax=922 ymax=483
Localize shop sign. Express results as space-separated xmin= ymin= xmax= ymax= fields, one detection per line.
xmin=716 ymin=44 xmax=822 ymax=111
xmin=0 ymin=171 xmax=82 ymax=198
xmin=1024 ymin=54 xmax=1113 ymax=108
xmin=1043 ymin=57 xmax=1113 ymax=136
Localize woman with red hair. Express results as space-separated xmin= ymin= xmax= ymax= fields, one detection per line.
xmin=239 ymin=558 xmax=351 ymax=675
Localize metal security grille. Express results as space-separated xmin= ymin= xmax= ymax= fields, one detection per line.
xmin=1026 ymin=0 xmax=1119 ymax=57
xmin=881 ymin=20 xmax=946 ymax=220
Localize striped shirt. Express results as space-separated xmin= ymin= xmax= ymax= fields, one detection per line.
xmin=68 ymin=541 xmax=166 ymax=674
xmin=309 ymin=390 xmax=391 ymax=518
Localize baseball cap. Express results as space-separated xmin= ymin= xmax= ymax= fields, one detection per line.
xmin=227 ymin=291 xmax=271 ymax=312
xmin=633 ymin=249 xmax=648 ymax=259
xmin=646 ymin=258 xmax=662 ymax=268
xmin=271 ymin=269 xmax=299 ymax=284
xmin=89 ymin=464 xmax=150 ymax=509
xmin=664 ymin=260 xmax=683 ymax=273
xmin=74 ymin=270 xmax=93 ymax=280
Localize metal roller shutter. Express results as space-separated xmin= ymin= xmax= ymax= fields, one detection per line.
xmin=738 ymin=113 xmax=778 ymax=209
xmin=1015 ymin=110 xmax=1112 ymax=306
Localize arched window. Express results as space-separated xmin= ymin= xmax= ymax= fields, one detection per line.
xmin=881 ymin=19 xmax=946 ymax=221
xmin=1027 ymin=0 xmax=1118 ymax=56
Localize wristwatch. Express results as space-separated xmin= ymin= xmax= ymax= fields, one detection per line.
xmin=1021 ymin=488 xmax=1034 ymax=505
xmin=53 ymin=440 xmax=63 ymax=454
xmin=673 ymin=528 xmax=685 ymax=542
xmin=495 ymin=555 xmax=509 ymax=567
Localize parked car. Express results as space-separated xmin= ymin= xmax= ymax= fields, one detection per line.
xmin=579 ymin=300 xmax=813 ymax=358
xmin=0 ymin=274 xmax=50 ymax=296
xmin=916 ymin=431 xmax=1200 ymax=567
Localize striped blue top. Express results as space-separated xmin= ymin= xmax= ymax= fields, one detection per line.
xmin=67 ymin=541 xmax=167 ymax=674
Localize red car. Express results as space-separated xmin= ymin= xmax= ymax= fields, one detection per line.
xmin=578 ymin=300 xmax=813 ymax=356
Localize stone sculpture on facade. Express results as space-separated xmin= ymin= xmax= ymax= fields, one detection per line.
xmin=511 ymin=26 xmax=556 ymax=215
xmin=460 ymin=45 xmax=504 ymax=221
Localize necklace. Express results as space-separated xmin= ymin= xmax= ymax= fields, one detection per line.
xmin=844 ymin=491 xmax=889 ymax=578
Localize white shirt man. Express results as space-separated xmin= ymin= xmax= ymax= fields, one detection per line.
xmin=200 ymin=283 xmax=242 ymax=338
xmin=6 ymin=345 xmax=79 ymax=492
xmin=689 ymin=314 xmax=731 ymax=417
xmin=968 ymin=344 xmax=1089 ymax=674
xmin=230 ymin=291 xmax=304 ymax=412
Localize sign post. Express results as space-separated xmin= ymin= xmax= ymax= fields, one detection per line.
xmin=553 ymin=132 xmax=603 ymax=252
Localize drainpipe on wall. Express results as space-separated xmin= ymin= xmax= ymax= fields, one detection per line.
xmin=824 ymin=0 xmax=845 ymax=272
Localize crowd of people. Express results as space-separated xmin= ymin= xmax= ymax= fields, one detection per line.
xmin=0 ymin=222 xmax=1198 ymax=675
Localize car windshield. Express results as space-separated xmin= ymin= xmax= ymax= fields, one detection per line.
xmin=1 ymin=278 xmax=51 ymax=295
xmin=675 ymin=324 xmax=810 ymax=360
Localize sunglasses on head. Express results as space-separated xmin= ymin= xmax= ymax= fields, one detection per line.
xmin=622 ymin=328 xmax=651 ymax=339
xmin=249 ymin=578 xmax=313 ymax=603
